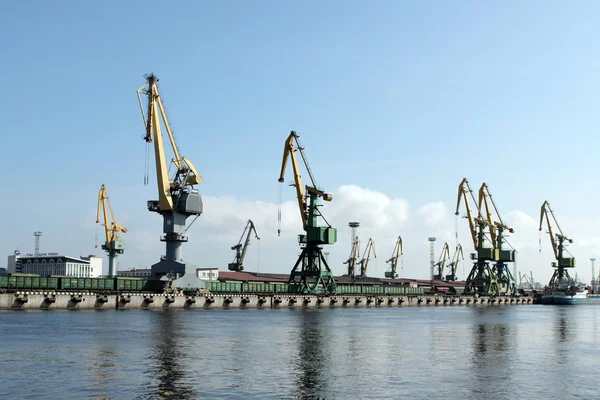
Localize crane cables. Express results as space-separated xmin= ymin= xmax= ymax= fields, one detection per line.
xmin=277 ymin=182 xmax=282 ymax=236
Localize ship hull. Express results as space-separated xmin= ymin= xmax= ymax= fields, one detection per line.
xmin=539 ymin=293 xmax=600 ymax=305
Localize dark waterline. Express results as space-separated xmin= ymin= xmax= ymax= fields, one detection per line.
xmin=0 ymin=306 xmax=598 ymax=399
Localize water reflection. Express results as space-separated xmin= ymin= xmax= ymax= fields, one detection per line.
xmin=145 ymin=311 xmax=197 ymax=400
xmin=555 ymin=311 xmax=570 ymax=343
xmin=552 ymin=308 xmax=575 ymax=366
xmin=293 ymin=310 xmax=329 ymax=399
xmin=90 ymin=347 xmax=117 ymax=391
xmin=468 ymin=311 xmax=511 ymax=399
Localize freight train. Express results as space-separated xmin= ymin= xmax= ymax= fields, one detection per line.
xmin=0 ymin=273 xmax=165 ymax=293
xmin=204 ymin=281 xmax=428 ymax=296
xmin=1 ymin=273 xmax=435 ymax=296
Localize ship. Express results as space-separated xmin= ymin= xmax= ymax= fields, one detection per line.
xmin=538 ymin=285 xmax=600 ymax=305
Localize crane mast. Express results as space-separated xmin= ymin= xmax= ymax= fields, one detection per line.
xmin=385 ymin=236 xmax=403 ymax=278
xmin=478 ymin=183 xmax=517 ymax=296
xmin=455 ymin=177 xmax=498 ymax=295
xmin=343 ymin=236 xmax=361 ymax=280
xmin=539 ymin=201 xmax=575 ymax=291
xmin=278 ymin=131 xmax=337 ymax=294
xmin=96 ymin=184 xmax=127 ymax=277
xmin=445 ymin=244 xmax=463 ymax=281
xmin=136 ymin=74 xmax=205 ymax=290
xmin=229 ymin=220 xmax=260 ymax=272
xmin=433 ymin=242 xmax=450 ymax=281
xmin=358 ymin=238 xmax=376 ymax=278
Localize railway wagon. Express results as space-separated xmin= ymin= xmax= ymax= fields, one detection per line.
xmin=203 ymin=280 xmax=424 ymax=296
xmin=0 ymin=274 xmax=166 ymax=293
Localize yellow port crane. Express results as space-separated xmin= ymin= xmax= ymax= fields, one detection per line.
xmin=358 ymin=238 xmax=376 ymax=278
xmin=445 ymin=244 xmax=464 ymax=281
xmin=539 ymin=201 xmax=575 ymax=290
xmin=343 ymin=236 xmax=361 ymax=279
xmin=137 ymin=74 xmax=205 ymax=290
xmin=96 ymin=184 xmax=127 ymax=277
xmin=455 ymin=177 xmax=498 ymax=295
xmin=278 ymin=131 xmax=337 ymax=293
xmin=478 ymin=183 xmax=517 ymax=296
xmin=229 ymin=220 xmax=260 ymax=272
xmin=433 ymin=242 xmax=450 ymax=281
xmin=385 ymin=236 xmax=403 ymax=278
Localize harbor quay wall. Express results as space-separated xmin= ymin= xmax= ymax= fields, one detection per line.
xmin=0 ymin=292 xmax=535 ymax=310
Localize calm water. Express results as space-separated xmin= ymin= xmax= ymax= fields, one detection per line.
xmin=0 ymin=305 xmax=598 ymax=399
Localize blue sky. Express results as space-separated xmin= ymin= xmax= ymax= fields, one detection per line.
xmin=1 ymin=1 xmax=599 ymax=284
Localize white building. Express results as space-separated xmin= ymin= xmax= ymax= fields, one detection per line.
xmin=118 ymin=268 xmax=151 ymax=277
xmin=7 ymin=252 xmax=102 ymax=278
xmin=196 ymin=268 xmax=219 ymax=281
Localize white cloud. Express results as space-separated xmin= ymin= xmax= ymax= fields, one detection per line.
xmin=417 ymin=201 xmax=447 ymax=227
xmin=4 ymin=184 xmax=599 ymax=286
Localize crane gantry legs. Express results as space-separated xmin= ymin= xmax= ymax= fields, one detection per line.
xmin=287 ymin=191 xmax=337 ymax=294
xmin=464 ymin=261 xmax=498 ymax=296
xmin=289 ymin=242 xmax=336 ymax=293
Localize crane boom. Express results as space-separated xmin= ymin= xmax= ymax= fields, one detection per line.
xmin=478 ymin=182 xmax=514 ymax=246
xmin=358 ymin=238 xmax=376 ymax=278
xmin=385 ymin=236 xmax=403 ymax=278
xmin=229 ymin=220 xmax=260 ymax=272
xmin=433 ymin=242 xmax=450 ymax=280
xmin=446 ymin=244 xmax=463 ymax=281
xmin=455 ymin=178 xmax=483 ymax=250
xmin=539 ymin=201 xmax=575 ymax=267
xmin=278 ymin=131 xmax=332 ymax=231
xmin=343 ymin=236 xmax=361 ymax=277
xmin=137 ymin=74 xmax=202 ymax=212
xmin=95 ymin=184 xmax=127 ymax=277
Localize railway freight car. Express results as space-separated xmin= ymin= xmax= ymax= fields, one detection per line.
xmin=203 ymin=281 xmax=424 ymax=296
xmin=0 ymin=274 xmax=167 ymax=294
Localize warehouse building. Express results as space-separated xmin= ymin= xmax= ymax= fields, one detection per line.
xmin=6 ymin=251 xmax=102 ymax=278
xmin=117 ymin=268 xmax=151 ymax=277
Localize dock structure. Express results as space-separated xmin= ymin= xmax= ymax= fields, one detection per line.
xmin=0 ymin=292 xmax=535 ymax=310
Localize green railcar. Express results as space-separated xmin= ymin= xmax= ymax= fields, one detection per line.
xmin=0 ymin=276 xmax=8 ymax=289
xmin=47 ymin=277 xmax=58 ymax=290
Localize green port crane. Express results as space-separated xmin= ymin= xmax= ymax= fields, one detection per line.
xmin=96 ymin=184 xmax=127 ymax=278
xmin=445 ymin=244 xmax=463 ymax=281
xmin=455 ymin=178 xmax=498 ymax=296
xmin=358 ymin=238 xmax=376 ymax=278
xmin=278 ymin=131 xmax=337 ymax=294
xmin=343 ymin=235 xmax=361 ymax=280
xmin=433 ymin=242 xmax=450 ymax=281
xmin=478 ymin=183 xmax=517 ymax=296
xmin=385 ymin=236 xmax=403 ymax=278
xmin=229 ymin=220 xmax=260 ymax=272
xmin=539 ymin=201 xmax=575 ymax=290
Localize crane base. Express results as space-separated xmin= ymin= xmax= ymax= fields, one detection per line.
xmin=151 ymin=259 xmax=205 ymax=291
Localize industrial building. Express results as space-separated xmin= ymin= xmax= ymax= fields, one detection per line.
xmin=6 ymin=252 xmax=102 ymax=278
xmin=117 ymin=268 xmax=151 ymax=277
xmin=196 ymin=268 xmax=219 ymax=281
